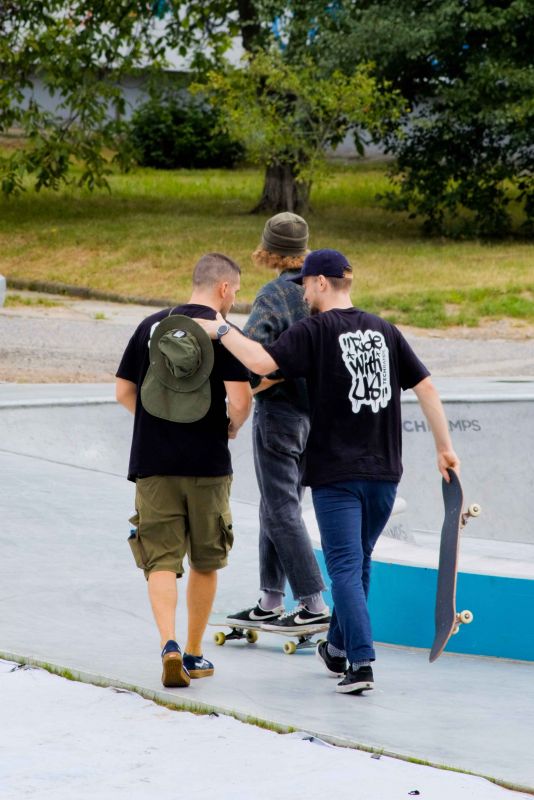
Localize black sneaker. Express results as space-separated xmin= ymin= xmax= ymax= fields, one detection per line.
xmin=316 ymin=640 xmax=347 ymax=676
xmin=261 ymin=605 xmax=331 ymax=632
xmin=225 ymin=601 xmax=284 ymax=626
xmin=336 ymin=665 xmax=374 ymax=694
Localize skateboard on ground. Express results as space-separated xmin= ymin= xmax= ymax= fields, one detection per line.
xmin=208 ymin=614 xmax=329 ymax=655
xmin=429 ymin=468 xmax=481 ymax=662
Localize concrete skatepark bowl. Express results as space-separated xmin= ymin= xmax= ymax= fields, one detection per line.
xmin=1 ymin=380 xmax=534 ymax=791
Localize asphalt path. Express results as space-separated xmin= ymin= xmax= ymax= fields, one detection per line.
xmin=1 ymin=290 xmax=533 ymax=382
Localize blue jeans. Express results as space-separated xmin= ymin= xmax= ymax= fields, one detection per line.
xmin=253 ymin=399 xmax=325 ymax=600
xmin=312 ymin=479 xmax=397 ymax=663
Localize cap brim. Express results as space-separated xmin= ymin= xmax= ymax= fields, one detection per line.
xmin=140 ymin=368 xmax=211 ymax=423
xmin=288 ymin=272 xmax=304 ymax=285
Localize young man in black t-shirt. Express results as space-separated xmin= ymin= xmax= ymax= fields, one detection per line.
xmin=194 ymin=249 xmax=460 ymax=695
xmin=116 ymin=253 xmax=251 ymax=688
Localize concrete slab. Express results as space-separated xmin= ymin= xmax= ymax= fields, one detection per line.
xmin=1 ymin=387 xmax=534 ymax=790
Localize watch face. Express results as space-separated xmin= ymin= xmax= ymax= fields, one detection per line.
xmin=217 ymin=323 xmax=230 ymax=337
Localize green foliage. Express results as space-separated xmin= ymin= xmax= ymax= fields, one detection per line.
xmin=0 ymin=1 xmax=374 ymax=199
xmin=0 ymin=0 xmax=268 ymax=196
xmin=129 ymin=95 xmax=244 ymax=169
xmin=0 ymin=1 xmax=168 ymax=195
xmin=330 ymin=0 xmax=534 ymax=238
xmin=196 ymin=49 xmax=402 ymax=190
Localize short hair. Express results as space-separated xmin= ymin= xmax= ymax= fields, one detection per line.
xmin=325 ymin=270 xmax=353 ymax=292
xmin=251 ymin=247 xmax=307 ymax=272
xmin=192 ymin=253 xmax=241 ymax=287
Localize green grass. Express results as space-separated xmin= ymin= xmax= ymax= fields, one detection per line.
xmin=4 ymin=293 xmax=61 ymax=308
xmin=1 ymin=161 xmax=534 ymax=327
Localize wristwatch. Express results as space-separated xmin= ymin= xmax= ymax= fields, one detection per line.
xmin=216 ymin=322 xmax=231 ymax=340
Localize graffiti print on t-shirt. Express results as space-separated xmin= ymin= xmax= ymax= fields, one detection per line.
xmin=339 ymin=330 xmax=392 ymax=414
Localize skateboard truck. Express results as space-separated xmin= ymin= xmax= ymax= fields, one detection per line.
xmin=213 ymin=627 xmax=258 ymax=646
xmin=462 ymin=503 xmax=481 ymax=525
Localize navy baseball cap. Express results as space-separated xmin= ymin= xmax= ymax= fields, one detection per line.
xmin=289 ymin=248 xmax=352 ymax=284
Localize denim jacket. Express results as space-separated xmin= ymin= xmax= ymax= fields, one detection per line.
xmin=243 ymin=270 xmax=309 ymax=412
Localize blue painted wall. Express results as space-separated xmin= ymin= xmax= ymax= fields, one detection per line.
xmin=300 ymin=549 xmax=534 ymax=662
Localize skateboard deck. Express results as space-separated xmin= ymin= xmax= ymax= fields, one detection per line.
xmin=208 ymin=614 xmax=329 ymax=655
xmin=429 ymin=468 xmax=480 ymax=662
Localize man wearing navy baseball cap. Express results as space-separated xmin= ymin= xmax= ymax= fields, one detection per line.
xmin=289 ymin=248 xmax=352 ymax=285
xmin=195 ymin=249 xmax=460 ymax=695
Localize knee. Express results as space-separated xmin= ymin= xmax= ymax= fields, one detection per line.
xmin=326 ymin=555 xmax=362 ymax=583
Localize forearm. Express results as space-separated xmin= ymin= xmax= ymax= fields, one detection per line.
xmin=251 ymin=377 xmax=284 ymax=396
xmin=413 ymin=377 xmax=460 ymax=479
xmin=227 ymin=401 xmax=250 ymax=433
xmin=224 ymin=379 xmax=252 ymax=439
xmin=115 ymin=378 xmax=137 ymax=414
xmin=221 ymin=327 xmax=278 ymax=375
xmin=415 ymin=380 xmax=453 ymax=452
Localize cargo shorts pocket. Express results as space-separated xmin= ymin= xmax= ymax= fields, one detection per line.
xmin=128 ymin=512 xmax=147 ymax=570
xmin=219 ymin=511 xmax=234 ymax=555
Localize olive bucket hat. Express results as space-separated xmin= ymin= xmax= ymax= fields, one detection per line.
xmin=141 ymin=314 xmax=214 ymax=423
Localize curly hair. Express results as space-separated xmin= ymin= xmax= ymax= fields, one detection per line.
xmin=251 ymin=247 xmax=308 ymax=271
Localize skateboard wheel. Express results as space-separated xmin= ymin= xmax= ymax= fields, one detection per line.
xmin=213 ymin=632 xmax=226 ymax=646
xmin=283 ymin=641 xmax=297 ymax=655
xmin=459 ymin=610 xmax=474 ymax=624
xmin=452 ymin=625 xmax=460 ymax=635
xmin=468 ymin=503 xmax=481 ymax=517
xmin=245 ymin=629 xmax=258 ymax=644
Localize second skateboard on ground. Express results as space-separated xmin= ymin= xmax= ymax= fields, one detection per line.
xmin=209 ymin=614 xmax=329 ymax=655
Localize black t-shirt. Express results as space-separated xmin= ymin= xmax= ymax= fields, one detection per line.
xmin=264 ymin=308 xmax=430 ymax=487
xmin=116 ymin=304 xmax=249 ymax=481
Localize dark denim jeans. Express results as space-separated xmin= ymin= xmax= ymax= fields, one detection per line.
xmin=253 ymin=398 xmax=325 ymax=600
xmin=312 ymin=479 xmax=398 ymax=663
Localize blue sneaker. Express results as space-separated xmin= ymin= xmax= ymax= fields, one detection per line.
xmin=183 ymin=653 xmax=214 ymax=679
xmin=161 ymin=640 xmax=190 ymax=688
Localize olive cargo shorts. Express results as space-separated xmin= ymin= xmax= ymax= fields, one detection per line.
xmin=128 ymin=475 xmax=234 ymax=579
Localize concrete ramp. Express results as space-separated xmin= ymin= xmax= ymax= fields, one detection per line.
xmin=1 ymin=383 xmax=534 ymax=790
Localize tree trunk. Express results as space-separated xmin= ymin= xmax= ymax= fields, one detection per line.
xmin=251 ymin=161 xmax=311 ymax=215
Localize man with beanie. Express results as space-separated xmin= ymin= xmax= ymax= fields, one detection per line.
xmin=225 ymin=213 xmax=330 ymax=632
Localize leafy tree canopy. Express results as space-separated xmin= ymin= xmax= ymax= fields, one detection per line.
xmin=324 ymin=0 xmax=534 ymax=237
xmin=196 ymin=49 xmax=401 ymax=212
xmin=0 ymin=0 xmax=399 ymax=212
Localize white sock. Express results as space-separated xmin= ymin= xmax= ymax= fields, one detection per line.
xmin=260 ymin=591 xmax=284 ymax=611
xmin=301 ymin=592 xmax=328 ymax=613
xmin=351 ymin=660 xmax=371 ymax=671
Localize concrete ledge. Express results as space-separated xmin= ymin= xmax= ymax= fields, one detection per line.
xmin=0 ymin=398 xmax=116 ymax=409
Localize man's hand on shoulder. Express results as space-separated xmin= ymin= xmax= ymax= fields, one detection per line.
xmin=193 ymin=312 xmax=224 ymax=339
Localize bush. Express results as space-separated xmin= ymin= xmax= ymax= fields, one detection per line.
xmin=129 ymin=95 xmax=244 ymax=170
